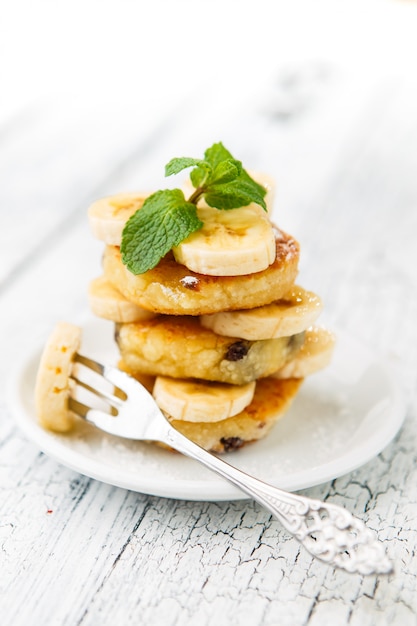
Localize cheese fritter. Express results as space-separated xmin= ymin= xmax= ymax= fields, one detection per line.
xmin=115 ymin=315 xmax=304 ymax=385
xmin=102 ymin=229 xmax=300 ymax=316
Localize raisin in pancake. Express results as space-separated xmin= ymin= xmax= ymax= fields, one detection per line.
xmin=102 ymin=228 xmax=300 ymax=316
xmin=115 ymin=316 xmax=304 ymax=385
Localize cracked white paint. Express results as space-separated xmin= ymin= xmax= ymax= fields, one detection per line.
xmin=1 ymin=29 xmax=417 ymax=625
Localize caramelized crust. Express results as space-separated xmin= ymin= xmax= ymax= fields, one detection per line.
xmin=102 ymin=229 xmax=299 ymax=315
xmin=171 ymin=377 xmax=303 ymax=453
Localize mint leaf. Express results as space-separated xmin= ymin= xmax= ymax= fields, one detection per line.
xmin=210 ymin=159 xmax=242 ymax=185
xmin=204 ymin=142 xmax=232 ymax=169
xmin=204 ymin=178 xmax=265 ymax=210
xmin=203 ymin=142 xmax=266 ymax=210
xmin=120 ymin=189 xmax=202 ymax=274
xmin=165 ymin=157 xmax=206 ymax=177
xmin=190 ymin=162 xmax=210 ymax=188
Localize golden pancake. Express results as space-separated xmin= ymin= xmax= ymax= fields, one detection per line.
xmin=102 ymin=228 xmax=299 ymax=315
xmin=115 ymin=316 xmax=304 ymax=385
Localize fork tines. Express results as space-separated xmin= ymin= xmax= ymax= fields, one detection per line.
xmin=69 ymin=353 xmax=124 ymax=418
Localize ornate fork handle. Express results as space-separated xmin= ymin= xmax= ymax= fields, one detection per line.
xmin=163 ymin=423 xmax=392 ymax=576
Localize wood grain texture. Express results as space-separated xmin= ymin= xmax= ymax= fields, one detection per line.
xmin=1 ymin=51 xmax=417 ymax=626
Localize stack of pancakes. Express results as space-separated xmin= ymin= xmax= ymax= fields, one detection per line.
xmin=87 ymin=178 xmax=335 ymax=453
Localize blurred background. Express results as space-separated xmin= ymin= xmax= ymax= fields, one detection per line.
xmin=2 ymin=0 xmax=416 ymax=193
xmin=2 ymin=0 xmax=416 ymax=205
xmin=1 ymin=0 xmax=417 ymax=121
xmin=1 ymin=0 xmax=416 ymax=110
xmin=1 ymin=0 xmax=417 ymax=339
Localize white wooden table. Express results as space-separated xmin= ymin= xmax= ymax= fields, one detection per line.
xmin=2 ymin=3 xmax=417 ymax=624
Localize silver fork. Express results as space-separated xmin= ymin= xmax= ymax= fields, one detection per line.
xmin=69 ymin=353 xmax=393 ymax=576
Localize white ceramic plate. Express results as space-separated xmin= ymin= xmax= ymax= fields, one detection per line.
xmin=8 ymin=318 xmax=406 ymax=501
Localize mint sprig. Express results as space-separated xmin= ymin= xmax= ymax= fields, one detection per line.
xmin=121 ymin=142 xmax=267 ymax=275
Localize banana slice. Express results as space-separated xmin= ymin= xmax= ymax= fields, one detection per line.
xmin=88 ymin=192 xmax=149 ymax=245
xmin=272 ymin=326 xmax=336 ymax=379
xmin=153 ymin=376 xmax=256 ymax=423
xmin=200 ymin=286 xmax=322 ymax=340
xmin=172 ymin=204 xmax=276 ymax=276
xmin=35 ymin=322 xmax=81 ymax=432
xmin=89 ymin=276 xmax=156 ymax=323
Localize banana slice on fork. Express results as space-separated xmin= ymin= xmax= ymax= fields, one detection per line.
xmin=35 ymin=322 xmax=81 ymax=432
